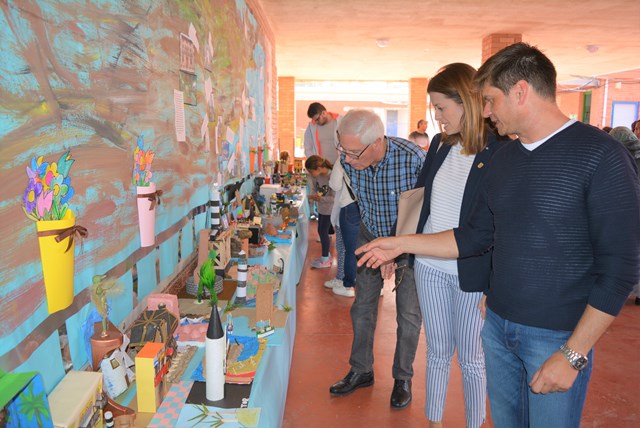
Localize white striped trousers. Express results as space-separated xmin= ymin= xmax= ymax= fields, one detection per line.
xmin=414 ymin=261 xmax=486 ymax=428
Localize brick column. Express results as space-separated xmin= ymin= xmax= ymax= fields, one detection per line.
xmin=277 ymin=76 xmax=295 ymax=158
xmin=409 ymin=78 xmax=428 ymax=135
xmin=482 ymin=33 xmax=522 ymax=63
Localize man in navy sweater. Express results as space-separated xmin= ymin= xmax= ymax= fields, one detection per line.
xmin=355 ymin=43 xmax=640 ymax=427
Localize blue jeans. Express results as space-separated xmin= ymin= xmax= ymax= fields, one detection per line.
xmin=481 ymin=308 xmax=593 ymax=428
xmin=349 ymin=225 xmax=422 ymax=379
xmin=339 ymin=202 xmax=360 ymax=288
xmin=317 ymin=214 xmax=331 ymax=257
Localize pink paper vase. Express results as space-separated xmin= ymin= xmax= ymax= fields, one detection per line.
xmin=136 ymin=182 xmax=158 ymax=247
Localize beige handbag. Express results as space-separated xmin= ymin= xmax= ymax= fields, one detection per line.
xmin=396 ymin=187 xmax=424 ymax=236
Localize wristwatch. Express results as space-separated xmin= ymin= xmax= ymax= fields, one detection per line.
xmin=559 ymin=343 xmax=589 ymax=371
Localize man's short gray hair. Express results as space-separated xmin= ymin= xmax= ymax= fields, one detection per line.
xmin=337 ymin=109 xmax=384 ymax=146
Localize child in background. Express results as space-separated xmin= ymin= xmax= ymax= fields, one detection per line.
xmin=276 ymin=150 xmax=291 ymax=175
xmin=305 ymin=155 xmax=335 ymax=268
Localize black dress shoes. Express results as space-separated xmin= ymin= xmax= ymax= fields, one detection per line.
xmin=390 ymin=379 xmax=412 ymax=408
xmin=329 ymin=371 xmax=374 ymax=396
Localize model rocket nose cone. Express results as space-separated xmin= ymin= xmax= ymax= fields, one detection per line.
xmin=206 ymin=304 xmax=224 ymax=339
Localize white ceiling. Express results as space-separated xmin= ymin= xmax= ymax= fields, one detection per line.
xmin=257 ymin=0 xmax=640 ymax=82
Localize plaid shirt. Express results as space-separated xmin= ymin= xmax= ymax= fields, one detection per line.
xmin=342 ymin=136 xmax=425 ymax=238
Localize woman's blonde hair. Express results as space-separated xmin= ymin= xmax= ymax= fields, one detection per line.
xmin=428 ymin=63 xmax=488 ymax=155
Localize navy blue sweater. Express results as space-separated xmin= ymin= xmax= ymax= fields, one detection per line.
xmin=454 ymin=122 xmax=640 ymax=331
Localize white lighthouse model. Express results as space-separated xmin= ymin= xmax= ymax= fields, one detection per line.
xmin=205 ymin=303 xmax=225 ymax=401
xmin=235 ymin=250 xmax=248 ymax=305
xmin=210 ymin=184 xmax=221 ymax=241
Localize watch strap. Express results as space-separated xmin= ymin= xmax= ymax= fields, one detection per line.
xmin=560 ymin=343 xmax=589 ymax=370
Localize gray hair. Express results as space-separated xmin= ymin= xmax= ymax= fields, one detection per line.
xmin=610 ymin=126 xmax=640 ymax=159
xmin=337 ymin=109 xmax=384 ymax=146
xmin=610 ymin=126 xmax=638 ymax=145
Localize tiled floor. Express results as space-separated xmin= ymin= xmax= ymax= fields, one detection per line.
xmin=283 ymin=226 xmax=640 ymax=427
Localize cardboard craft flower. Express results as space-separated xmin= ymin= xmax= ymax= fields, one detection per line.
xmin=23 ymin=151 xmax=75 ymax=221
xmin=133 ymin=135 xmax=155 ymax=187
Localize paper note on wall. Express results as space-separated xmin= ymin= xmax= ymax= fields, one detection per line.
xmin=174 ymin=90 xmax=186 ymax=142
xmin=188 ymin=23 xmax=199 ymax=52
xmin=201 ymin=114 xmax=210 ymax=152
xmin=226 ymin=126 xmax=235 ymax=145
xmin=204 ymin=77 xmax=214 ymax=117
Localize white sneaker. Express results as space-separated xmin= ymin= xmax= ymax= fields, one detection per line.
xmin=324 ymin=278 xmax=342 ymax=289
xmin=333 ymin=283 xmax=355 ymax=297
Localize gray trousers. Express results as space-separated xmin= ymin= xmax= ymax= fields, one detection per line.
xmin=349 ymin=225 xmax=422 ymax=380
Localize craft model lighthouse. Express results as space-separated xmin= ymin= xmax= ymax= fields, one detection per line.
xmin=205 ymin=303 xmax=225 ymax=401
xmin=210 ymin=184 xmax=221 ymax=241
xmin=235 ymin=250 xmax=248 ymax=305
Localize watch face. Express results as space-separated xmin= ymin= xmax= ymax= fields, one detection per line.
xmin=574 ymin=357 xmax=588 ymax=371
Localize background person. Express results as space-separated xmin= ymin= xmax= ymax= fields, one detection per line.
xmin=408 ymin=119 xmax=430 ymax=150
xmin=325 ymin=160 xmax=359 ymax=297
xmin=303 ymin=102 xmax=340 ymax=164
xmin=609 ymin=125 xmax=640 ymax=306
xmin=305 ymin=155 xmax=335 ymax=269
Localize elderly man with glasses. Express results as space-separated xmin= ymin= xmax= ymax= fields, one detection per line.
xmin=329 ymin=109 xmax=425 ymax=409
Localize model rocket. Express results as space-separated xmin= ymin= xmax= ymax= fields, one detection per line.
xmin=205 ymin=303 xmax=225 ymax=401
xmin=210 ymin=184 xmax=221 ymax=241
xmin=235 ymin=250 xmax=248 ymax=305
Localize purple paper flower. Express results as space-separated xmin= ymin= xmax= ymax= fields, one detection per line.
xmin=23 ymin=179 xmax=39 ymax=213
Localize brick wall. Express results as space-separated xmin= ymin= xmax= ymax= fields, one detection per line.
xmin=278 ymin=76 xmax=296 ymax=157
xmin=409 ymin=78 xmax=428 ymax=134
xmin=482 ymin=33 xmax=522 ymax=63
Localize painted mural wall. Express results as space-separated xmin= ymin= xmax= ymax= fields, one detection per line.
xmin=0 ymin=0 xmax=274 ymax=392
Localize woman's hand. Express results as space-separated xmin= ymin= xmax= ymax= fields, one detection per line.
xmin=356 ymin=237 xmax=404 ymax=269
xmin=478 ymin=295 xmax=487 ymax=319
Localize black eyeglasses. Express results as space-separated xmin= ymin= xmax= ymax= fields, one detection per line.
xmin=336 ymin=131 xmax=372 ymax=160
xmin=313 ymin=111 xmax=324 ymax=123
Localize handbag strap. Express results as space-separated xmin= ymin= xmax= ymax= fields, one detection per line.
xmin=343 ymin=177 xmax=357 ymax=202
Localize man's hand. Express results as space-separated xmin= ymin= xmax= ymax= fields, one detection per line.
xmin=309 ymin=193 xmax=321 ymax=201
xmin=529 ymin=351 xmax=579 ymax=394
xmin=380 ymin=262 xmax=396 ymax=280
xmin=356 ymin=237 xmax=403 ymax=269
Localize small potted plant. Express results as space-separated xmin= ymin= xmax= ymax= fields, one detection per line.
xmin=89 ymin=274 xmax=124 ymax=370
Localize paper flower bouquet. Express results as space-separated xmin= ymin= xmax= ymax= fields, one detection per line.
xmin=133 ymin=136 xmax=162 ymax=247
xmin=23 ymin=151 xmax=86 ymax=313
xmin=23 ymin=152 xmax=75 ymax=222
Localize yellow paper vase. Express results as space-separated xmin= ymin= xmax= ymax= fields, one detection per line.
xmin=35 ymin=209 xmax=78 ymax=314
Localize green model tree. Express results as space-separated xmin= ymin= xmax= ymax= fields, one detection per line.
xmin=197 ymin=250 xmax=217 ymax=303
